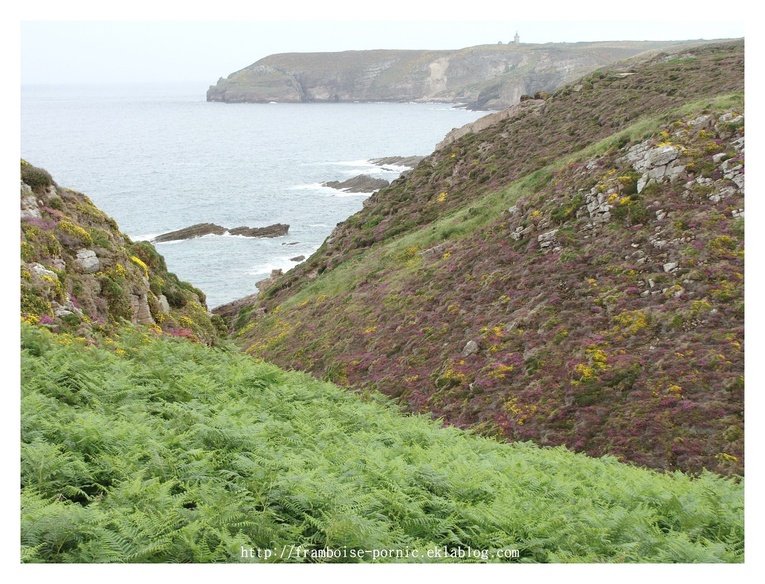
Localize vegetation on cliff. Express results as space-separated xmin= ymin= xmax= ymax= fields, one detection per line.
xmin=20 ymin=160 xmax=223 ymax=344
xmin=222 ymin=41 xmax=745 ymax=476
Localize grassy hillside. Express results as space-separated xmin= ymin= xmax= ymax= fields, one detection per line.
xmin=222 ymin=41 xmax=745 ymax=476
xmin=21 ymin=323 xmax=743 ymax=563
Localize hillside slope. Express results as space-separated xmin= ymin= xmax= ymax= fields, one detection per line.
xmin=220 ymin=41 xmax=745 ymax=476
xmin=21 ymin=323 xmax=744 ymax=562
xmin=206 ymin=40 xmax=716 ymax=110
xmin=20 ymin=160 xmax=223 ymax=344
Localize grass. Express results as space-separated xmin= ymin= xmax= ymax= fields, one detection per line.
xmin=21 ymin=323 xmax=743 ymax=563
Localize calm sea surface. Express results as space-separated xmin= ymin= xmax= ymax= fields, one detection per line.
xmin=21 ymin=82 xmax=485 ymax=308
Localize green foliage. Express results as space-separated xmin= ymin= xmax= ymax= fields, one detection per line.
xmin=551 ymin=193 xmax=584 ymax=225
xmin=21 ymin=160 xmax=54 ymax=190
xmin=21 ymin=323 xmax=743 ymax=563
xmin=612 ymin=195 xmax=650 ymax=225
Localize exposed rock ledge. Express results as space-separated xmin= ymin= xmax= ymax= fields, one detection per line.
xmin=322 ymin=175 xmax=390 ymax=193
xmin=370 ymin=156 xmax=424 ymax=168
xmin=152 ymin=222 xmax=289 ymax=243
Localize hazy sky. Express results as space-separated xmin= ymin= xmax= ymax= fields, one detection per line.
xmin=15 ymin=2 xmax=746 ymax=85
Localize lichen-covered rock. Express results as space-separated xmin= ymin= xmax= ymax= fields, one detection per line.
xmin=75 ymin=249 xmax=100 ymax=273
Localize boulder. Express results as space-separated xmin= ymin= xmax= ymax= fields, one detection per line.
xmin=75 ymin=249 xmax=100 ymax=273
xmin=462 ymin=340 xmax=480 ymax=357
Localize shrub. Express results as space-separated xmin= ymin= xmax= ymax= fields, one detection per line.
xmin=612 ymin=196 xmax=650 ymax=225
xmin=21 ymin=161 xmax=54 ymax=191
xmin=55 ymin=221 xmax=93 ymax=247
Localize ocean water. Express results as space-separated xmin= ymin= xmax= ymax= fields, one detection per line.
xmin=21 ymin=82 xmax=485 ymax=308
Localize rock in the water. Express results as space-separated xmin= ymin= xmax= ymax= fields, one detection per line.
xmin=369 ymin=156 xmax=424 ymax=168
xmin=229 ymin=224 xmax=290 ymax=238
xmin=322 ymin=175 xmax=390 ymax=193
xmin=153 ymin=222 xmax=289 ymax=243
xmin=152 ymin=223 xmax=227 ymax=243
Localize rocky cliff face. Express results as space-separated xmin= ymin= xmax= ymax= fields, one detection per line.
xmin=207 ymin=40 xmax=716 ymax=110
xmin=20 ymin=161 xmax=223 ymax=343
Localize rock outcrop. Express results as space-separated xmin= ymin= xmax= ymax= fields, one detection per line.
xmin=152 ymin=223 xmax=289 ymax=243
xmin=370 ymin=156 xmax=425 ymax=168
xmin=322 ymin=175 xmax=390 ymax=193
xmin=20 ymin=160 xmax=222 ymax=343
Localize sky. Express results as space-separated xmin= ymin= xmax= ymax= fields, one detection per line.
xmin=12 ymin=2 xmax=747 ymax=85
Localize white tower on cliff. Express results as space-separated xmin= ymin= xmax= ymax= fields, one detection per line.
xmin=514 ymin=31 xmax=520 ymax=45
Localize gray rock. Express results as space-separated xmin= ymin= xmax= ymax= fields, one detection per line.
xmin=461 ymin=340 xmax=479 ymax=357
xmin=663 ymin=262 xmax=678 ymax=272
xmin=152 ymin=223 xmax=227 ymax=242
xmin=537 ymin=229 xmax=559 ymax=248
xmin=130 ymin=293 xmax=155 ymax=325
xmin=75 ymin=249 xmax=100 ymax=273
xmin=30 ymin=263 xmax=57 ymax=279
xmin=646 ymin=145 xmax=680 ymax=168
xmin=153 ymin=222 xmax=289 ymax=243
xmin=322 ymin=175 xmax=390 ymax=193
xmin=229 ymin=224 xmax=290 ymax=238
xmin=157 ymin=294 xmax=171 ymax=314
xmin=688 ymin=114 xmax=713 ymax=129
xmin=369 ymin=156 xmax=424 ymax=168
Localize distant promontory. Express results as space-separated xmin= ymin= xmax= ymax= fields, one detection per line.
xmin=206 ymin=40 xmax=718 ymax=110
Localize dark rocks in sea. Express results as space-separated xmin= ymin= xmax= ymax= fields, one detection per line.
xmin=152 ymin=222 xmax=289 ymax=243
xmin=228 ymin=224 xmax=290 ymax=238
xmin=369 ymin=156 xmax=424 ymax=168
xmin=322 ymin=174 xmax=390 ymax=193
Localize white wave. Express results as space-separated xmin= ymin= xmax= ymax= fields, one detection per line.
xmin=288 ymin=182 xmax=336 ymax=191
xmin=150 ymin=238 xmax=185 ymax=246
xmin=327 ymin=159 xmax=377 ymax=167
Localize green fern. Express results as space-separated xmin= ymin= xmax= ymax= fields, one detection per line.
xmin=20 ymin=323 xmax=744 ymax=563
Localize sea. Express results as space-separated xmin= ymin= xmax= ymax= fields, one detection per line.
xmin=20 ymin=82 xmax=486 ymax=308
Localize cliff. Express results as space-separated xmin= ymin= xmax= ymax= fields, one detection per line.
xmin=219 ymin=41 xmax=745 ymax=476
xmin=207 ymin=40 xmax=727 ymax=110
xmin=20 ymin=161 xmax=223 ymax=344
